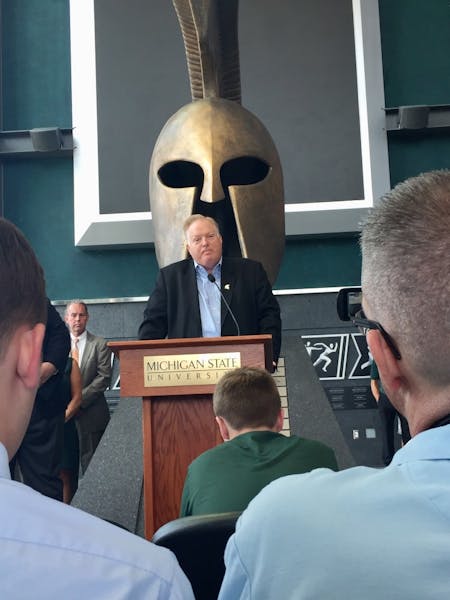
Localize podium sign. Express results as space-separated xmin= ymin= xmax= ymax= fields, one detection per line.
xmin=109 ymin=335 xmax=272 ymax=537
xmin=143 ymin=352 xmax=241 ymax=387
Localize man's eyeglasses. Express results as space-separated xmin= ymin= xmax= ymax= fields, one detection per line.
xmin=353 ymin=309 xmax=401 ymax=360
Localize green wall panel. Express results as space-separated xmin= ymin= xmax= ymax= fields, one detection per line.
xmin=388 ymin=134 xmax=450 ymax=188
xmin=379 ymin=0 xmax=450 ymax=107
xmin=2 ymin=0 xmax=71 ymax=128
xmin=380 ymin=0 xmax=450 ymax=186
xmin=3 ymin=159 xmax=160 ymax=300
xmin=277 ymin=237 xmax=361 ymax=289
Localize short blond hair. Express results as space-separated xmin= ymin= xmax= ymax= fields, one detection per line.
xmin=183 ymin=214 xmax=220 ymax=240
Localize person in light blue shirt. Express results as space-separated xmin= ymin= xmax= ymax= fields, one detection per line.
xmin=195 ymin=259 xmax=222 ymax=338
xmin=0 ymin=218 xmax=194 ymax=600
xmin=219 ymin=170 xmax=450 ymax=599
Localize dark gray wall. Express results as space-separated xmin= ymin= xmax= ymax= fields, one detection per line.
xmin=94 ymin=0 xmax=362 ymax=216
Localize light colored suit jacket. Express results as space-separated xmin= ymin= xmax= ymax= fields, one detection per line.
xmin=76 ymin=331 xmax=111 ymax=434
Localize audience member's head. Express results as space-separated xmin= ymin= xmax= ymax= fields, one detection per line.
xmin=65 ymin=300 xmax=89 ymax=336
xmin=213 ymin=367 xmax=283 ymax=439
xmin=360 ymin=169 xmax=450 ymax=434
xmin=0 ymin=218 xmax=47 ymax=459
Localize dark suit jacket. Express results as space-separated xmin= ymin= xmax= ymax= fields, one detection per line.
xmin=138 ymin=257 xmax=281 ymax=361
xmin=76 ymin=331 xmax=111 ymax=434
xmin=35 ymin=300 xmax=71 ymax=418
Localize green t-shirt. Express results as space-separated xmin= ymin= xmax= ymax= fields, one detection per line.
xmin=180 ymin=431 xmax=338 ymax=516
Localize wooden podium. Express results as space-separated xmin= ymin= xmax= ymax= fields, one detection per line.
xmin=109 ymin=334 xmax=273 ymax=539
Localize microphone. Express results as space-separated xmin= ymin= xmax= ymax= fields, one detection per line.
xmin=207 ymin=273 xmax=241 ymax=336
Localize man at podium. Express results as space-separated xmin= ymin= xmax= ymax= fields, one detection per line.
xmin=139 ymin=215 xmax=281 ymax=367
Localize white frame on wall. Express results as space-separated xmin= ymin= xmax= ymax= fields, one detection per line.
xmin=70 ymin=0 xmax=389 ymax=247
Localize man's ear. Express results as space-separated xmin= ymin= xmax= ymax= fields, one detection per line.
xmin=16 ymin=323 xmax=45 ymax=389
xmin=215 ymin=416 xmax=230 ymax=441
xmin=367 ymin=329 xmax=403 ymax=395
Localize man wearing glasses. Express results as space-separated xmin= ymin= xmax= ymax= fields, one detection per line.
xmin=218 ymin=170 xmax=450 ymax=599
xmin=337 ymin=288 xmax=412 ymax=464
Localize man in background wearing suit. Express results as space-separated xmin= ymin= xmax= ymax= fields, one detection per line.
xmin=138 ymin=214 xmax=281 ymax=368
xmin=65 ymin=301 xmax=111 ymax=474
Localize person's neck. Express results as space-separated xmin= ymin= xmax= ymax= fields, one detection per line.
xmin=429 ymin=413 xmax=450 ymax=429
xmin=228 ymin=425 xmax=277 ymax=440
xmin=196 ymin=258 xmax=222 ymax=274
xmin=71 ymin=330 xmax=86 ymax=339
xmin=406 ymin=388 xmax=450 ymax=436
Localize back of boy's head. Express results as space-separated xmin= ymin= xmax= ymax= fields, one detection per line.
xmin=213 ymin=367 xmax=280 ymax=431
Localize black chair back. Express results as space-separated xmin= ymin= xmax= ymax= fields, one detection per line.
xmin=152 ymin=512 xmax=241 ymax=600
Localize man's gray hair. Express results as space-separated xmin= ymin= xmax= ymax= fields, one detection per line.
xmin=360 ymin=170 xmax=450 ymax=386
xmin=182 ymin=214 xmax=221 ymax=240
xmin=65 ymin=300 xmax=89 ymax=315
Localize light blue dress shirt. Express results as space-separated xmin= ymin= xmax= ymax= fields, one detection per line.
xmin=0 ymin=443 xmax=194 ymax=599
xmin=195 ymin=261 xmax=222 ymax=337
xmin=219 ymin=424 xmax=450 ymax=599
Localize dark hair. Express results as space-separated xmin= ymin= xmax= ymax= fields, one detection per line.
xmin=0 ymin=219 xmax=47 ymax=356
xmin=213 ymin=367 xmax=281 ymax=430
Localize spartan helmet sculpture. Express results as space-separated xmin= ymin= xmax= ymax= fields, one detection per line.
xmin=149 ymin=0 xmax=284 ymax=284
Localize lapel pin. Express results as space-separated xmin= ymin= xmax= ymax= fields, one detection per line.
xmin=224 ymin=283 xmax=231 ymax=290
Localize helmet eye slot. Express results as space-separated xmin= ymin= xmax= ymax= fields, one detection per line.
xmin=158 ymin=160 xmax=204 ymax=188
xmin=221 ymin=157 xmax=269 ymax=187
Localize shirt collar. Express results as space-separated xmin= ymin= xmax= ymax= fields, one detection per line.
xmin=194 ymin=259 xmax=222 ymax=276
xmin=0 ymin=442 xmax=11 ymax=479
xmin=70 ymin=330 xmax=87 ymax=342
xmin=390 ymin=423 xmax=450 ymax=465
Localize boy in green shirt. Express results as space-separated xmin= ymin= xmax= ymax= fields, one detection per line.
xmin=180 ymin=367 xmax=338 ymax=516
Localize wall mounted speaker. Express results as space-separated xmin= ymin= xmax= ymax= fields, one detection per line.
xmin=398 ymin=106 xmax=429 ymax=130
xmin=30 ymin=127 xmax=63 ymax=152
